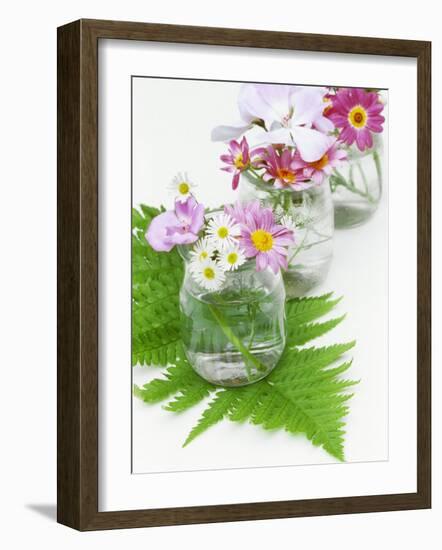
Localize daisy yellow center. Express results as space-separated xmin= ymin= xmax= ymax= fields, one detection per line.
xmin=227 ymin=252 xmax=238 ymax=265
xmin=277 ymin=169 xmax=296 ymax=184
xmin=199 ymin=251 xmax=208 ymax=260
xmin=203 ymin=267 xmax=215 ymax=280
xmin=348 ymin=105 xmax=367 ymax=129
xmin=309 ymin=153 xmax=329 ymax=171
xmin=234 ymin=153 xmax=245 ymax=169
xmin=178 ymin=182 xmax=190 ymax=195
xmin=217 ymin=226 xmax=229 ymax=239
xmin=251 ymin=229 xmax=274 ymax=252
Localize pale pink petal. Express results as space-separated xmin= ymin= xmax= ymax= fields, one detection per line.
xmin=211 ymin=123 xmax=252 ymax=142
xmin=145 ymin=211 xmax=179 ymax=252
xmin=314 ymin=115 xmax=335 ymax=133
xmin=256 ymin=252 xmax=268 ymax=271
xmin=291 ymin=126 xmax=332 ymax=162
xmin=189 ymin=203 xmax=205 ymax=234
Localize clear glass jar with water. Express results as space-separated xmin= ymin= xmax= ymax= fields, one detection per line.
xmin=330 ymin=135 xmax=383 ymax=228
xmin=240 ymin=174 xmax=334 ymax=299
xmin=179 ymin=255 xmax=286 ymax=387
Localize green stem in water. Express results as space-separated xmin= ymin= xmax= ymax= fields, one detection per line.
xmin=372 ymin=149 xmax=383 ymax=198
xmin=332 ymin=169 xmax=377 ymax=204
xmin=207 ymin=304 xmax=267 ymax=378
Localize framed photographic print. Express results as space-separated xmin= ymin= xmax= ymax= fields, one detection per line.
xmin=57 ymin=19 xmax=431 ymax=530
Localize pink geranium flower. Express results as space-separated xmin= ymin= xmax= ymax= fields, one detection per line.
xmin=146 ymin=196 xmax=205 ymax=252
xmin=328 ymin=88 xmax=385 ymax=151
xmin=220 ymin=137 xmax=260 ymax=190
xmin=258 ymin=146 xmax=310 ymax=190
xmin=301 ymin=141 xmax=347 ymax=184
xmin=212 ymin=84 xmax=333 ymax=162
xmin=239 ymin=204 xmax=294 ymax=274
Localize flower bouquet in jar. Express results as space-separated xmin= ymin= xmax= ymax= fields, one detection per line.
xmin=145 ymin=180 xmax=295 ymax=387
xmin=212 ymin=83 xmax=349 ymax=296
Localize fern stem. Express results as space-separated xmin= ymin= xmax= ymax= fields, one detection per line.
xmin=207 ymin=304 xmax=267 ymax=376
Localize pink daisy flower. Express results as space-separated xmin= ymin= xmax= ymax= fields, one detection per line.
xmin=258 ymin=146 xmax=310 ymax=190
xmin=300 ymin=141 xmax=347 ymax=184
xmin=220 ymin=137 xmax=261 ymax=190
xmin=224 ymin=200 xmax=261 ymax=225
xmin=328 ymin=88 xmax=385 ymax=151
xmin=240 ymin=204 xmax=295 ymax=274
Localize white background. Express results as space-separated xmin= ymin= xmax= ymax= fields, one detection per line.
xmin=0 ymin=1 xmax=440 ymax=549
xmin=131 ymin=78 xmax=390 ymax=473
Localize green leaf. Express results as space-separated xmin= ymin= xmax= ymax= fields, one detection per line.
xmin=286 ymin=293 xmax=342 ymax=324
xmin=132 ymin=205 xmax=184 ymax=367
xmin=183 ymin=390 xmax=240 ymax=447
xmin=287 ymin=315 xmax=347 ymax=346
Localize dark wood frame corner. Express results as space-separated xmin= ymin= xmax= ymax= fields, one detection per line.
xmin=57 ymin=18 xmax=431 ymax=531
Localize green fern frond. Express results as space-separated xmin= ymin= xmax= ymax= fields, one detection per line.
xmin=132 ymin=205 xmax=184 ymax=367
xmin=165 ymin=384 xmax=214 ymax=413
xmin=183 ymin=390 xmax=240 ymax=447
xmin=132 ymin=324 xmax=184 ymax=366
xmin=286 ymin=293 xmax=342 ymax=324
xmin=134 ymin=359 xmax=212 ymax=404
xmin=287 ymin=315 xmax=346 ymax=346
xmin=132 ymin=203 xmax=358 ymax=460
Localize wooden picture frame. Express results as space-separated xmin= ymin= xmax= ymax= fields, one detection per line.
xmin=57 ymin=18 xmax=431 ymax=531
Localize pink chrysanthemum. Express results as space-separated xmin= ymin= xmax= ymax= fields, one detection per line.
xmin=328 ymin=88 xmax=385 ymax=151
xmin=258 ymin=146 xmax=310 ymax=190
xmin=239 ymin=204 xmax=294 ymax=274
xmin=220 ymin=137 xmax=261 ymax=190
xmin=300 ymin=141 xmax=347 ymax=184
xmin=224 ymin=200 xmax=261 ymax=225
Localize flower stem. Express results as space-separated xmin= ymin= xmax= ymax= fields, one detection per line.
xmin=207 ymin=303 xmax=266 ymax=377
xmin=331 ymin=169 xmax=377 ymax=203
xmin=372 ymin=149 xmax=383 ymax=198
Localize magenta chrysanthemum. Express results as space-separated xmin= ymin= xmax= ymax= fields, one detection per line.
xmin=239 ymin=204 xmax=294 ymax=274
xmin=220 ymin=137 xmax=261 ymax=190
xmin=328 ymin=88 xmax=385 ymax=151
xmin=258 ymin=146 xmax=310 ymax=190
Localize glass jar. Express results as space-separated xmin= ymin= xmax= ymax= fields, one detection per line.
xmin=179 ymin=252 xmax=286 ymax=387
xmin=240 ymin=174 xmax=334 ymax=299
xmin=330 ymin=135 xmax=383 ymax=229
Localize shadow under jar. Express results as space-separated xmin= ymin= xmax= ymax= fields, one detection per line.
xmin=330 ymin=135 xmax=383 ymax=229
xmin=179 ymin=250 xmax=286 ymax=387
xmin=240 ymin=173 xmax=334 ymax=299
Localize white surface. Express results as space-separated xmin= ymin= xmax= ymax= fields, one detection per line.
xmin=2 ymin=1 xmax=441 ymax=549
xmin=99 ymin=38 xmax=417 ymax=511
xmin=131 ymin=77 xmax=389 ymax=473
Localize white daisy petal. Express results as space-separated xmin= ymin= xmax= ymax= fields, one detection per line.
xmin=167 ymin=172 xmax=197 ymax=202
xmin=218 ymin=245 xmax=246 ymax=271
xmin=206 ymin=212 xmax=241 ymax=251
xmin=191 ymin=259 xmax=225 ymax=291
xmin=189 ymin=237 xmax=216 ymax=265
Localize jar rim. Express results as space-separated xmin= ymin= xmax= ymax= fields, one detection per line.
xmin=243 ymin=170 xmax=324 ymax=196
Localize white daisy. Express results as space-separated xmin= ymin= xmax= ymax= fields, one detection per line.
xmin=167 ymin=172 xmax=196 ymax=202
xmin=218 ymin=245 xmax=246 ymax=271
xmin=189 ymin=237 xmax=215 ymax=269
xmin=206 ymin=212 xmax=240 ymax=251
xmin=192 ymin=259 xmax=225 ymax=291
